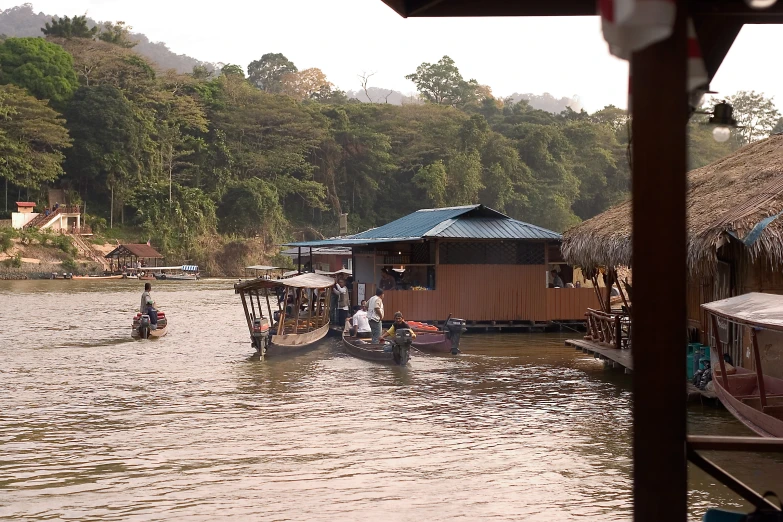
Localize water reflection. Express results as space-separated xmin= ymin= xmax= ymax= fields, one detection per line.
xmin=0 ymin=280 xmax=781 ymax=520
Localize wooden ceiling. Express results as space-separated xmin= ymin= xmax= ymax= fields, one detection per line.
xmin=379 ymin=0 xmax=783 ymax=92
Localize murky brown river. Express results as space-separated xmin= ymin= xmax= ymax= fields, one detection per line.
xmin=1 ymin=279 xmax=781 ymax=521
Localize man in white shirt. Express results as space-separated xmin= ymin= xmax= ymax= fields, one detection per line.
xmin=334 ymin=278 xmax=350 ymax=327
xmin=367 ymin=288 xmax=384 ymax=343
xmin=349 ymin=300 xmax=372 ymax=338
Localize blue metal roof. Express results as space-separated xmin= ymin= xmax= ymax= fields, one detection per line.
xmin=433 ymin=217 xmax=561 ymax=240
xmin=285 ymin=204 xmax=561 ymax=247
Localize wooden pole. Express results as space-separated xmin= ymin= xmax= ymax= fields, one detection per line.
xmin=711 ymin=314 xmax=730 ymax=391
xmin=294 ymin=289 xmax=301 ymax=334
xmin=630 ymin=4 xmax=687 ymax=521
xmin=239 ymin=289 xmax=252 ymax=332
xmin=110 ymin=185 xmax=114 ymax=229
xmin=266 ymin=290 xmax=273 ymax=321
xmin=750 ymin=328 xmax=767 ymax=409
xmin=278 ymin=287 xmax=289 ymax=336
xmin=307 ymin=288 xmax=314 ymax=332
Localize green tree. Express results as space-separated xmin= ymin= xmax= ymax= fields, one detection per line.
xmin=217 ymin=178 xmax=286 ymax=244
xmin=724 ymin=91 xmax=781 ymax=144
xmin=0 ymin=37 xmax=78 ymax=105
xmin=97 ymin=21 xmax=137 ymax=48
xmin=220 ymin=64 xmax=245 ymax=77
xmin=247 ymin=53 xmax=297 ymax=93
xmin=405 ymin=56 xmax=478 ymax=108
xmin=413 ymin=160 xmax=447 ymax=207
xmin=0 ymin=84 xmax=71 ymax=190
xmin=41 ymin=14 xmax=97 ymax=39
xmin=447 ymin=151 xmax=484 ymax=205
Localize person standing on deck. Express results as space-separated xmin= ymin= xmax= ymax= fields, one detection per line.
xmin=335 ymin=277 xmax=350 ymax=327
xmin=550 ymin=269 xmax=564 ymax=288
xmin=330 ymin=276 xmax=340 ymax=324
xmin=367 ymin=288 xmax=384 ymax=343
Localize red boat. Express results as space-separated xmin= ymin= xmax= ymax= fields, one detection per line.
xmin=702 ymin=293 xmax=783 ymax=437
xmin=408 ymin=317 xmax=466 ymax=355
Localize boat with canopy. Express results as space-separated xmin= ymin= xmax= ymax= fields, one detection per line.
xmin=702 ymin=293 xmax=783 ymax=437
xmin=234 ymin=273 xmax=335 ymax=356
xmin=144 ymin=265 xmax=200 ymax=281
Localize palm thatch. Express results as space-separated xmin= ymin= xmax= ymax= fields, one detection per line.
xmin=563 ymin=135 xmax=783 ymax=277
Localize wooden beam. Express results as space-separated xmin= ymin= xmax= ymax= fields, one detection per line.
xmin=750 ymin=327 xmax=768 ymax=409
xmin=630 ymin=2 xmax=688 ymax=521
xmin=687 ymin=435 xmax=783 ymax=452
xmin=380 ymin=0 xmax=595 ymax=17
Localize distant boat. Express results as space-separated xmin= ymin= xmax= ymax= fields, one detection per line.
xmin=235 ymin=273 xmax=335 ymax=356
xmin=702 ymin=293 xmax=783 ymax=437
xmin=72 ymin=274 xmax=123 ymax=280
xmin=145 ymin=265 xmax=200 ymax=281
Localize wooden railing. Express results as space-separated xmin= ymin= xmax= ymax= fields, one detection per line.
xmin=585 ymin=308 xmax=630 ymax=350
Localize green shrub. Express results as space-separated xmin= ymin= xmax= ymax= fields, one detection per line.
xmin=0 ymin=228 xmax=15 ymax=252
xmin=62 ymin=257 xmax=77 ymax=272
xmin=84 ymin=214 xmax=107 ymax=233
xmin=9 ymin=253 xmax=22 ymax=268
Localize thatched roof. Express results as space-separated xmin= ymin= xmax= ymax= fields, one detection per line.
xmin=562 ymin=135 xmax=783 ymax=276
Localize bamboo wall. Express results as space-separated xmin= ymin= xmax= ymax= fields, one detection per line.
xmin=360 ymin=264 xmax=599 ymax=323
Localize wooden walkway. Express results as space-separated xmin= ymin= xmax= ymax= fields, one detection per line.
xmin=566 ymin=338 xmax=719 ymax=402
xmin=566 ymin=338 xmax=633 ymax=372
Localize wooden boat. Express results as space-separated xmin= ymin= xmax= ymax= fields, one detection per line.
xmin=146 ymin=265 xmax=200 ymax=281
xmin=235 ymin=273 xmax=335 ymax=356
xmin=342 ymin=329 xmax=411 ymax=366
xmin=702 ymin=293 xmax=783 ymax=437
xmin=131 ymin=310 xmax=168 ymax=339
xmin=72 ymin=274 xmax=124 ymax=280
xmin=407 ymin=317 xmax=466 ymax=354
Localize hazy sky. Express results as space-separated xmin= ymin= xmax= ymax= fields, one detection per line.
xmin=5 ymin=0 xmax=783 ymax=112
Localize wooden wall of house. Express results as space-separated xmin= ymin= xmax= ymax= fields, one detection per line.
xmin=358 ymin=265 xmax=599 ymax=323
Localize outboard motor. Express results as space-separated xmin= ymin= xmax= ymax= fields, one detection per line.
xmin=445 ymin=317 xmax=467 ymax=355
xmin=391 ymin=328 xmax=412 ymax=366
xmin=251 ymin=316 xmax=271 ymax=355
xmin=139 ymin=314 xmax=151 ymax=339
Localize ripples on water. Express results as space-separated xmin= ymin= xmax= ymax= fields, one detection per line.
xmin=0 ymin=280 xmax=781 ymax=521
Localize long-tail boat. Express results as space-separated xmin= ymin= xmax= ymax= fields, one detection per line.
xmin=342 ymin=328 xmax=412 ymax=366
xmin=407 ymin=316 xmax=466 ymax=354
xmin=235 ymin=273 xmax=335 ymax=356
xmin=702 ymin=293 xmax=783 ymax=437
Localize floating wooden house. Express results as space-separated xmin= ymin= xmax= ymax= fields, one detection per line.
xmin=562 ymin=136 xmax=783 ymax=374
xmin=286 ymin=204 xmax=598 ymax=326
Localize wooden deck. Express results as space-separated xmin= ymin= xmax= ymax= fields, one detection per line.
xmin=567 ymin=338 xmax=719 ymax=402
xmin=566 ymin=338 xmax=633 ymax=372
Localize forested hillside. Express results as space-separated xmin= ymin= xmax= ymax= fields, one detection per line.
xmin=0 ymin=10 xmax=762 ymax=270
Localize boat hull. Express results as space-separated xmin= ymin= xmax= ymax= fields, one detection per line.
xmin=713 ymin=367 xmax=783 ymax=437
xmin=73 ymin=275 xmax=124 ymax=280
xmin=264 ymin=322 xmax=330 ymax=356
xmin=342 ymin=333 xmax=410 ymax=365
xmin=411 ymin=331 xmax=453 ymax=353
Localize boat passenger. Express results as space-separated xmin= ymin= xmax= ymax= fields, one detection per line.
xmin=140 ymin=282 xmax=158 ymax=325
xmin=381 ymin=312 xmax=416 ymax=350
xmin=335 ymin=277 xmax=350 ymax=328
xmin=349 ymin=301 xmax=372 ymax=339
xmin=367 ymin=288 xmax=384 ymax=343
xmin=550 ymin=269 xmax=564 ymax=288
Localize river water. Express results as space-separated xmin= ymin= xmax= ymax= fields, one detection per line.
xmin=1 ymin=279 xmax=781 ymax=521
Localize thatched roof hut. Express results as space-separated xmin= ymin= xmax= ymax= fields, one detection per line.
xmin=563 ymin=136 xmax=783 ymax=277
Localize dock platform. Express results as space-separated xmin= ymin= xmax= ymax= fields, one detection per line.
xmin=566 ymin=338 xmax=633 ymax=372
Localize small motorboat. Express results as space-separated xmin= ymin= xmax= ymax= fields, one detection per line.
xmin=131 ymin=310 xmax=168 ymax=339
xmin=408 ymin=317 xmax=467 ymax=354
xmin=72 ymin=274 xmax=124 ymax=280
xmin=342 ymin=328 xmax=412 ymax=366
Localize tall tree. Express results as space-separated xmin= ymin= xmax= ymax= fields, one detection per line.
xmin=0 ymin=84 xmax=71 ymax=189
xmin=247 ymin=53 xmax=297 ymax=93
xmin=41 ymin=14 xmax=97 ymax=39
xmin=413 ymin=160 xmax=447 ymax=207
xmin=279 ymin=68 xmax=333 ymax=101
xmin=0 ymin=37 xmax=78 ymax=105
xmin=405 ymin=56 xmax=478 ymax=108
xmin=97 ymin=21 xmax=137 ymax=48
xmin=724 ymin=91 xmax=781 ymax=144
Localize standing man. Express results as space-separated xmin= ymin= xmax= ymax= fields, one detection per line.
xmin=367 ymin=288 xmax=384 ymax=343
xmin=140 ymin=282 xmax=157 ymax=325
xmin=335 ymin=277 xmax=350 ymax=328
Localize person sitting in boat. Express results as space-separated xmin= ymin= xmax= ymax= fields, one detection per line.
xmin=349 ymin=301 xmax=372 ymax=339
xmin=140 ymin=282 xmax=158 ymax=325
xmin=381 ymin=312 xmax=416 ymax=350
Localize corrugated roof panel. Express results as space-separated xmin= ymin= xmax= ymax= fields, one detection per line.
xmin=431 ymin=217 xmax=561 ymax=240
xmin=352 ymin=205 xmax=478 ymax=239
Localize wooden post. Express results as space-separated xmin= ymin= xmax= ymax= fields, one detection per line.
xmin=239 ymin=289 xmax=252 ymax=332
xmin=750 ymin=328 xmax=767 ymax=409
xmin=630 ymin=4 xmax=687 ymax=521
xmin=294 ymin=289 xmax=301 ymax=334
xmin=278 ymin=287 xmax=289 ymax=336
xmin=615 ymin=314 xmax=622 ymax=350
xmin=711 ymin=314 xmax=730 ymax=391
xmin=266 ymin=290 xmax=273 ymax=321
xmin=307 ymin=288 xmax=314 ymax=332
xmin=248 ymin=288 xmax=257 ymax=320
xmin=298 ymin=247 xmax=302 ymax=273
